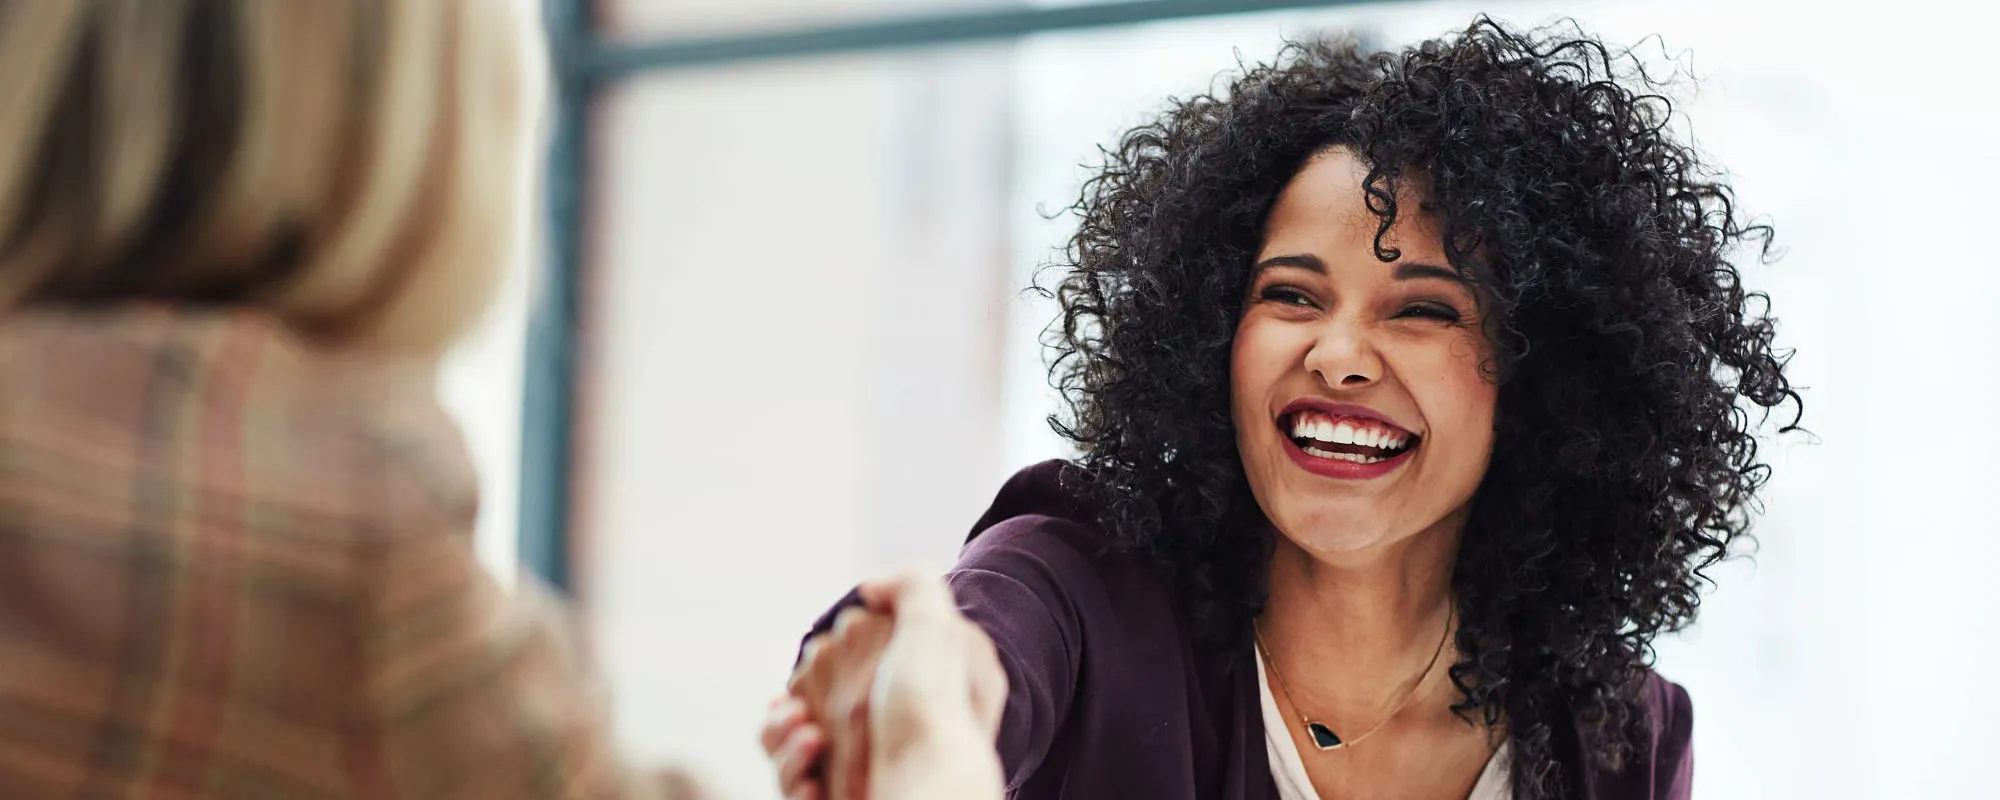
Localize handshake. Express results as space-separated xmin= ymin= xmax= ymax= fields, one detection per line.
xmin=759 ymin=573 xmax=1009 ymax=800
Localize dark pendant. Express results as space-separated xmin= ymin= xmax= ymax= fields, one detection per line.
xmin=1306 ymin=722 xmax=1343 ymax=750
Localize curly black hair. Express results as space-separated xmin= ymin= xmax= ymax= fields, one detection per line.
xmin=1043 ymin=17 xmax=1800 ymax=799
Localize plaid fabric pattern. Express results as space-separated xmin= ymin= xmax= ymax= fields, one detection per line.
xmin=0 ymin=308 xmax=648 ymax=799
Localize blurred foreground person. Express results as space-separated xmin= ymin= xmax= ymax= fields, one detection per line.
xmin=0 ymin=1 xmax=642 ymax=797
xmin=0 ymin=2 xmax=1000 ymax=798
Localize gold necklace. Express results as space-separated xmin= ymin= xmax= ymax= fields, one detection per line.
xmin=1253 ymin=604 xmax=1453 ymax=752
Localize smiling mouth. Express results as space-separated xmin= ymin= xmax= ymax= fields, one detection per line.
xmin=1281 ymin=411 xmax=1419 ymax=465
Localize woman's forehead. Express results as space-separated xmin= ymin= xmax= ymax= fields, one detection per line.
xmin=1263 ymin=153 xmax=1447 ymax=263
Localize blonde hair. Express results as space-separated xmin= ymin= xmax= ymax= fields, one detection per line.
xmin=0 ymin=0 xmax=540 ymax=354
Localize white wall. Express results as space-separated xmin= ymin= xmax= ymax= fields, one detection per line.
xmin=580 ymin=12 xmax=1016 ymax=794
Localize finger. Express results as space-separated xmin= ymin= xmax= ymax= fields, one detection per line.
xmin=854 ymin=575 xmax=905 ymax=611
xmin=776 ymin=723 xmax=827 ymax=793
xmin=831 ymin=606 xmax=869 ymax=639
xmin=820 ymin=669 xmax=869 ymax=800
xmin=788 ymin=636 xmax=827 ymax=693
xmin=858 ymin=569 xmax=955 ymax=619
xmin=825 ymin=681 xmax=872 ymax=800
xmin=786 ymin=786 xmax=824 ymax=800
xmin=838 ymin=710 xmax=872 ymax=800
xmin=761 ymin=696 xmax=808 ymax=754
xmin=969 ymin=640 xmax=1009 ymax=733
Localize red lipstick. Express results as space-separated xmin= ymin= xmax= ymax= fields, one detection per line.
xmin=1275 ymin=399 xmax=1418 ymax=481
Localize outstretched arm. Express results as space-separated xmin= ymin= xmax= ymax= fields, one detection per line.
xmin=766 ymin=520 xmax=1094 ymax=800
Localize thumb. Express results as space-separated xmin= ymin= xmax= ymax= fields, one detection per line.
xmin=857 ymin=567 xmax=954 ymax=620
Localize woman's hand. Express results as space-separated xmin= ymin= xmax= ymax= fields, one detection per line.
xmin=760 ymin=693 xmax=828 ymax=800
xmin=856 ymin=572 xmax=1006 ymax=800
xmin=762 ymin=571 xmax=1006 ymax=800
xmin=764 ymin=607 xmax=892 ymax=800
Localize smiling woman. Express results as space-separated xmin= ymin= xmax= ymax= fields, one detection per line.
xmin=1229 ymin=149 xmax=1505 ymax=797
xmin=1234 ymin=152 xmax=1497 ymax=559
xmin=768 ymin=15 xmax=1799 ymax=800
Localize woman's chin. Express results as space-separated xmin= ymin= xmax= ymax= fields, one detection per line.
xmin=1270 ymin=513 xmax=1405 ymax=557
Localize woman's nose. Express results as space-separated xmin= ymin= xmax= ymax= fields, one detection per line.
xmin=1303 ymin=319 xmax=1382 ymax=390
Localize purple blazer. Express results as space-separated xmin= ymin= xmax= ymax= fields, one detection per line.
xmin=809 ymin=460 xmax=1693 ymax=799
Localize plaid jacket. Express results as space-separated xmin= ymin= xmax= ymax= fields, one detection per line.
xmin=0 ymin=308 xmax=650 ymax=799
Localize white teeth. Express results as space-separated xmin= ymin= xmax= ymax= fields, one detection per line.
xmin=1288 ymin=412 xmax=1412 ymax=453
xmin=1302 ymin=445 xmax=1387 ymax=464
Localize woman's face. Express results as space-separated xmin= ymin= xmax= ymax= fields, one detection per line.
xmin=1232 ymin=149 xmax=1497 ymax=557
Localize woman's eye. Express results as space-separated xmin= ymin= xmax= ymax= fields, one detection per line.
xmin=1260 ymin=286 xmax=1316 ymax=307
xmin=1397 ymin=303 xmax=1462 ymax=323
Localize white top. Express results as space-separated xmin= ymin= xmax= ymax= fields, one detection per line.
xmin=1255 ymin=645 xmax=1512 ymax=800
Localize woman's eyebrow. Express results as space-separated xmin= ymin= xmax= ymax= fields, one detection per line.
xmin=1251 ymin=254 xmax=1326 ymax=274
xmin=1393 ymin=261 xmax=1461 ymax=282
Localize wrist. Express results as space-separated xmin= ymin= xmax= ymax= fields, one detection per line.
xmin=870 ymin=718 xmax=1001 ymax=800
